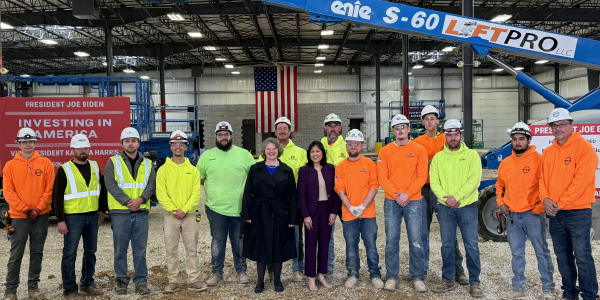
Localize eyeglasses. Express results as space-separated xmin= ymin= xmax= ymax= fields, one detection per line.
xmin=325 ymin=122 xmax=340 ymax=128
xmin=347 ymin=142 xmax=362 ymax=147
xmin=550 ymin=122 xmax=570 ymax=130
xmin=393 ymin=125 xmax=409 ymax=130
xmin=217 ymin=133 xmax=231 ymax=138
xmin=171 ymin=143 xmax=186 ymax=147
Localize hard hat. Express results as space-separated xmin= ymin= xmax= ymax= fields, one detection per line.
xmin=420 ymin=105 xmax=439 ymax=119
xmin=547 ymin=108 xmax=573 ymax=124
xmin=70 ymin=134 xmax=91 ymax=148
xmin=169 ymin=130 xmax=188 ymax=144
xmin=508 ymin=122 xmax=532 ymax=138
xmin=120 ymin=127 xmax=140 ymax=140
xmin=443 ymin=119 xmax=463 ymax=133
xmin=391 ymin=114 xmax=410 ymax=127
xmin=345 ymin=129 xmax=365 ymax=142
xmin=215 ymin=121 xmax=233 ymax=133
xmin=15 ymin=127 xmax=39 ymax=142
xmin=274 ymin=116 xmax=291 ymax=128
xmin=323 ymin=113 xmax=342 ymax=126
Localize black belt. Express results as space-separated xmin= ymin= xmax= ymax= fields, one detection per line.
xmin=423 ymin=183 xmax=431 ymax=189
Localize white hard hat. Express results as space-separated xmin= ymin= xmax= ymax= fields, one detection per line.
xmin=547 ymin=108 xmax=573 ymax=124
xmin=345 ymin=129 xmax=365 ymax=142
xmin=443 ymin=119 xmax=463 ymax=133
xmin=16 ymin=127 xmax=39 ymax=142
xmin=169 ymin=130 xmax=188 ymax=144
xmin=70 ymin=134 xmax=91 ymax=149
xmin=215 ymin=121 xmax=233 ymax=133
xmin=391 ymin=114 xmax=410 ymax=127
xmin=508 ymin=122 xmax=532 ymax=138
xmin=274 ymin=116 xmax=291 ymax=128
xmin=420 ymin=105 xmax=439 ymax=119
xmin=120 ymin=127 xmax=140 ymax=140
xmin=323 ymin=113 xmax=342 ymax=126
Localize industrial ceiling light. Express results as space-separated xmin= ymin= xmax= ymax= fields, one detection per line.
xmin=514 ymin=67 xmax=525 ymax=70
xmin=231 ymin=71 xmax=240 ymax=74
xmin=225 ymin=64 xmax=234 ymax=68
xmin=441 ymin=46 xmax=455 ymax=52
xmin=188 ymin=32 xmax=203 ymax=38
xmin=318 ymin=44 xmax=329 ymax=49
xmin=408 ymin=72 xmax=413 ymax=75
xmin=140 ymin=75 xmax=150 ymax=79
xmin=74 ymin=51 xmax=90 ymax=57
xmin=314 ymin=70 xmax=322 ymax=73
xmin=0 ymin=22 xmax=14 ymax=29
xmin=315 ymin=63 xmax=324 ymax=67
xmin=204 ymin=46 xmax=216 ymax=51
xmin=321 ymin=30 xmax=334 ymax=36
xmin=412 ymin=64 xmax=424 ymax=69
xmin=123 ymin=69 xmax=135 ymax=73
xmin=493 ymin=68 xmax=504 ymax=72
xmin=491 ymin=14 xmax=512 ymax=22
xmin=316 ymin=56 xmax=326 ymax=60
xmin=167 ymin=13 xmax=184 ymax=21
xmin=40 ymin=39 xmax=58 ymax=45
xmin=102 ymin=62 xmax=108 ymax=66
xmin=425 ymin=58 xmax=436 ymax=63
xmin=535 ymin=60 xmax=549 ymax=64
xmin=21 ymin=74 xmax=30 ymax=77
xmin=215 ymin=58 xmax=227 ymax=61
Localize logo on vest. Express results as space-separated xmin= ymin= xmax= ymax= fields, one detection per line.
xmin=564 ymin=157 xmax=572 ymax=165
xmin=331 ymin=0 xmax=372 ymax=20
xmin=35 ymin=169 xmax=42 ymax=176
xmin=523 ymin=166 xmax=530 ymax=173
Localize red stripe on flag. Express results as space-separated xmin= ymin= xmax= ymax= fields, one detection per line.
xmin=255 ymin=92 xmax=259 ymax=132
xmin=260 ymin=92 xmax=265 ymax=133
xmin=286 ymin=66 xmax=291 ymax=122
xmin=293 ymin=66 xmax=298 ymax=131
xmin=274 ymin=90 xmax=279 ymax=124
xmin=267 ymin=92 xmax=272 ymax=133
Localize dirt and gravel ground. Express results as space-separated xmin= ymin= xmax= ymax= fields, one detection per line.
xmin=1 ymin=186 xmax=599 ymax=300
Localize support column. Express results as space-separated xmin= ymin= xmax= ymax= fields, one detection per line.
xmin=523 ymin=85 xmax=530 ymax=123
xmin=554 ymin=64 xmax=560 ymax=94
xmin=160 ymin=56 xmax=166 ymax=132
xmin=402 ymin=34 xmax=409 ymax=117
xmin=105 ymin=19 xmax=113 ymax=76
xmin=375 ymin=54 xmax=381 ymax=143
xmin=358 ymin=65 xmax=362 ymax=103
xmin=462 ymin=0 xmax=474 ymax=148
xmin=440 ymin=67 xmax=445 ymax=99
xmin=588 ymin=69 xmax=600 ymax=91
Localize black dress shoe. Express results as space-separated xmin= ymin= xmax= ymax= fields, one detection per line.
xmin=254 ymin=283 xmax=264 ymax=293
xmin=274 ymin=282 xmax=284 ymax=293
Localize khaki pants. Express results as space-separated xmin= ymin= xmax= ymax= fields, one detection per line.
xmin=163 ymin=211 xmax=200 ymax=284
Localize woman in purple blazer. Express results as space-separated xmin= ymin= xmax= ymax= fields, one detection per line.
xmin=297 ymin=141 xmax=340 ymax=290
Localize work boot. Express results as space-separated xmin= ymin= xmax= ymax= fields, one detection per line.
xmin=115 ymin=280 xmax=128 ymax=295
xmin=80 ymin=284 xmax=102 ymax=295
xmin=3 ymin=293 xmax=17 ymax=300
xmin=63 ymin=293 xmax=81 ymax=299
xmin=28 ymin=288 xmax=46 ymax=300
xmin=371 ymin=278 xmax=384 ymax=289
xmin=345 ymin=277 xmax=358 ymax=289
xmin=414 ymin=280 xmax=427 ymax=293
xmin=384 ymin=279 xmax=397 ymax=291
xmin=432 ymin=281 xmax=456 ymax=293
xmin=135 ymin=285 xmax=150 ymax=295
xmin=455 ymin=271 xmax=469 ymax=285
xmin=238 ymin=272 xmax=249 ymax=284
xmin=188 ymin=282 xmax=208 ymax=292
xmin=499 ymin=290 xmax=527 ymax=300
xmin=293 ymin=271 xmax=305 ymax=282
xmin=164 ymin=283 xmax=179 ymax=294
xmin=206 ymin=274 xmax=223 ymax=286
xmin=469 ymin=284 xmax=483 ymax=298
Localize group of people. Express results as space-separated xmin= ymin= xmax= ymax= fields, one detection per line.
xmin=1 ymin=105 xmax=597 ymax=300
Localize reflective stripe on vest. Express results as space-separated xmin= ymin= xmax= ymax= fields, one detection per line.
xmin=114 ymin=155 xmax=151 ymax=189
xmin=108 ymin=155 xmax=151 ymax=211
xmin=63 ymin=161 xmax=101 ymax=201
xmin=62 ymin=160 xmax=100 ymax=214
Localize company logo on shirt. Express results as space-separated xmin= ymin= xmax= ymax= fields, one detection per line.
xmin=289 ymin=156 xmax=296 ymax=160
xmin=522 ymin=166 xmax=530 ymax=173
xmin=359 ymin=168 xmax=367 ymax=173
xmin=35 ymin=169 xmax=42 ymax=176
xmin=339 ymin=153 xmax=346 ymax=158
xmin=459 ymin=158 xmax=466 ymax=161
xmin=407 ymin=153 xmax=415 ymax=157
xmin=209 ymin=158 xmax=216 ymax=161
xmin=564 ymin=157 xmax=572 ymax=165
xmin=377 ymin=157 xmax=382 ymax=162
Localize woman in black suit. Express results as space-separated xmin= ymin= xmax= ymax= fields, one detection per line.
xmin=297 ymin=141 xmax=340 ymax=290
xmin=241 ymin=137 xmax=298 ymax=293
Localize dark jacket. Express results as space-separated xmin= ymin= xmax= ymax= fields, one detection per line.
xmin=297 ymin=163 xmax=340 ymax=218
xmin=241 ymin=160 xmax=299 ymax=263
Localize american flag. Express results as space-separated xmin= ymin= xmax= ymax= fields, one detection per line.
xmin=254 ymin=66 xmax=298 ymax=132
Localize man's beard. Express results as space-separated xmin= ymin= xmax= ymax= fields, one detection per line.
xmin=448 ymin=141 xmax=461 ymax=151
xmin=75 ymin=153 xmax=88 ymax=161
xmin=513 ymin=146 xmax=527 ymax=154
xmin=216 ymin=138 xmax=232 ymax=151
xmin=348 ymin=150 xmax=360 ymax=158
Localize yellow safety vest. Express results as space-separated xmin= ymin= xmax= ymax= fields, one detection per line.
xmin=107 ymin=155 xmax=151 ymax=210
xmin=62 ymin=160 xmax=100 ymax=214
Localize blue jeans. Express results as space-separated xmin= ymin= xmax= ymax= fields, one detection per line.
xmin=205 ymin=206 xmax=247 ymax=275
xmin=384 ymin=198 xmax=425 ymax=282
xmin=342 ymin=217 xmax=381 ymax=279
xmin=506 ymin=211 xmax=555 ymax=292
xmin=111 ymin=212 xmax=149 ymax=286
xmin=328 ymin=222 xmax=335 ymax=273
xmin=549 ymin=209 xmax=598 ymax=300
xmin=437 ymin=203 xmax=481 ymax=285
xmin=62 ymin=213 xmax=99 ymax=296
xmin=421 ymin=188 xmax=464 ymax=273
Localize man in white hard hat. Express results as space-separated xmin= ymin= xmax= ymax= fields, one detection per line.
xmin=53 ymin=134 xmax=107 ymax=298
xmin=259 ymin=117 xmax=308 ymax=281
xmin=377 ymin=114 xmax=428 ymax=292
xmin=334 ymin=129 xmax=382 ymax=289
xmin=496 ymin=123 xmax=555 ymax=300
xmin=429 ymin=119 xmax=483 ymax=298
xmin=320 ymin=113 xmax=348 ymax=274
xmin=413 ymin=105 xmax=467 ymax=284
xmin=104 ymin=127 xmax=156 ymax=295
xmin=540 ymin=108 xmax=598 ymax=300
xmin=197 ymin=122 xmax=254 ymax=286
xmin=3 ymin=128 xmax=54 ymax=300
xmin=157 ymin=130 xmax=207 ymax=294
